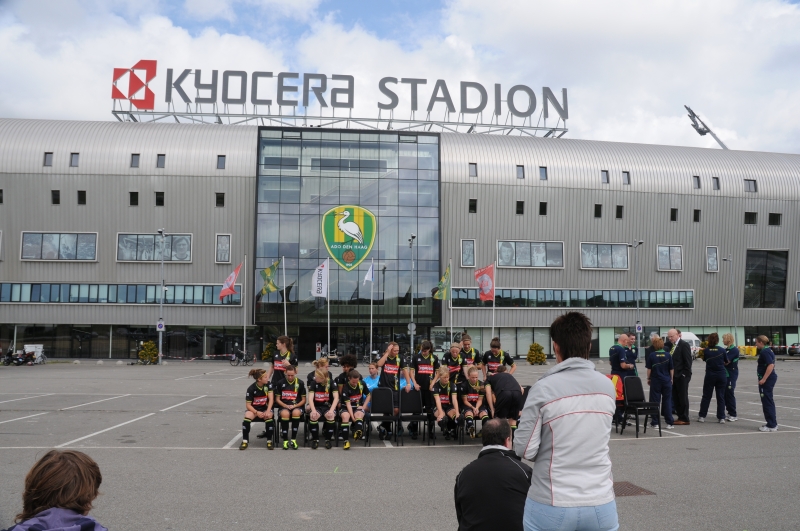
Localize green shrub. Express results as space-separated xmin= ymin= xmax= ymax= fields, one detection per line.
xmin=138 ymin=341 xmax=158 ymax=364
xmin=527 ymin=343 xmax=546 ymax=365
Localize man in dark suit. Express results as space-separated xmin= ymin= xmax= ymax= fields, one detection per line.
xmin=668 ymin=328 xmax=693 ymax=425
xmin=454 ymin=418 xmax=531 ymax=531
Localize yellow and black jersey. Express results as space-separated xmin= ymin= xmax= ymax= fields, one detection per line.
xmin=378 ymin=355 xmax=407 ymax=390
xmin=411 ymin=353 xmax=440 ymax=388
xmin=431 ymin=381 xmax=454 ymax=407
xmin=482 ymin=350 xmax=515 ymax=375
xmin=460 ymin=347 xmax=480 ymax=367
xmin=442 ymin=352 xmax=467 ymax=384
xmin=340 ymin=380 xmax=368 ymax=408
xmin=245 ymin=382 xmax=273 ymax=411
xmin=271 ymin=350 xmax=299 ymax=383
xmin=308 ymin=378 xmax=336 ymax=407
xmin=458 ymin=380 xmax=485 ymax=405
xmin=274 ymin=377 xmax=306 ymax=406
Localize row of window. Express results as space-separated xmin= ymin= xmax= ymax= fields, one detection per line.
xmin=40 ymin=191 xmax=226 ymax=207
xmin=0 ymin=283 xmax=241 ymax=305
xmin=450 ymin=288 xmax=695 ymax=309
xmin=42 ymin=152 xmax=227 ymax=170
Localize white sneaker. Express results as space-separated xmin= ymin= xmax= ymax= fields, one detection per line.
xmin=759 ymin=425 xmax=778 ymax=432
xmin=697 ymin=417 xmax=705 ymax=423
xmin=665 ymin=424 xmax=674 ymax=430
xmin=726 ymin=416 xmax=738 ymax=422
xmin=718 ymin=419 xmax=725 ymax=424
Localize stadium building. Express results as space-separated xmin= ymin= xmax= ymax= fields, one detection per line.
xmin=0 ymin=118 xmax=798 ymax=360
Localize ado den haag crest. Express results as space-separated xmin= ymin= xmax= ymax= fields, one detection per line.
xmin=321 ymin=206 xmax=376 ymax=272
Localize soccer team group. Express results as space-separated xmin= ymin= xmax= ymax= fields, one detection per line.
xmin=239 ymin=334 xmax=525 ymax=450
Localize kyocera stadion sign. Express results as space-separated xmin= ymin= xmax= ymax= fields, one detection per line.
xmin=112 ymin=59 xmax=569 ymax=121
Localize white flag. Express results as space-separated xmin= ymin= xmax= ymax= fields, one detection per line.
xmin=363 ymin=262 xmax=374 ymax=285
xmin=312 ymin=259 xmax=329 ymax=298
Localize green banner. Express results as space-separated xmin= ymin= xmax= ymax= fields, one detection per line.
xmin=321 ymin=205 xmax=377 ymax=272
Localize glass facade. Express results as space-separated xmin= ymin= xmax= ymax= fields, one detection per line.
xmin=744 ymin=250 xmax=788 ymax=308
xmin=0 ymin=283 xmax=240 ymax=305
xmin=254 ymin=128 xmax=441 ymax=326
xmin=452 ymin=288 xmax=694 ymax=309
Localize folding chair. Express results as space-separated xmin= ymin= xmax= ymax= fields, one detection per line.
xmin=368 ymin=388 xmax=398 ymax=447
xmin=399 ymin=390 xmax=431 ymax=446
xmin=620 ymin=376 xmax=662 ymax=438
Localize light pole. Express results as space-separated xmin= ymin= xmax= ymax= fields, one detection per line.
xmin=408 ymin=234 xmax=416 ymax=358
xmin=723 ymin=254 xmax=738 ymax=345
xmin=157 ymin=228 xmax=167 ymax=365
xmin=628 ymin=240 xmax=644 ymax=355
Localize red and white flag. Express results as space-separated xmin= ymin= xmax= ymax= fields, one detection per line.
xmin=474 ymin=263 xmax=495 ymax=302
xmin=219 ymin=262 xmax=242 ymax=300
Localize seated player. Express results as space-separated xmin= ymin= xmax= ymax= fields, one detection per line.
xmin=432 ymin=366 xmax=460 ymax=440
xmin=240 ymin=368 xmax=275 ymax=450
xmin=308 ymin=368 xmax=339 ymax=450
xmin=274 ymin=365 xmax=306 ymax=450
xmin=307 ymin=357 xmax=333 ymax=415
xmin=363 ymin=362 xmax=380 ymax=393
xmin=339 ymin=370 xmax=371 ymax=450
xmin=459 ymin=366 xmax=490 ymax=438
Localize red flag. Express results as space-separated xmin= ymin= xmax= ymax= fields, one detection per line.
xmin=474 ymin=264 xmax=495 ymax=302
xmin=220 ymin=263 xmax=242 ymax=300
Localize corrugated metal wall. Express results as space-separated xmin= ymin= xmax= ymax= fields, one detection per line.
xmin=439 ymin=133 xmax=800 ymax=328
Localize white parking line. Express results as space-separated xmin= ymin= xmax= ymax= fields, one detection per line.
xmin=230 ymin=375 xmax=248 ymax=380
xmin=0 ymin=393 xmax=55 ymax=404
xmin=159 ymin=395 xmax=207 ymax=412
xmin=223 ymin=432 xmax=243 ymax=449
xmin=175 ymin=369 xmax=229 ymax=381
xmin=56 ymin=413 xmax=155 ymax=447
xmin=0 ymin=412 xmax=49 ymax=424
xmin=60 ymin=395 xmax=130 ymax=411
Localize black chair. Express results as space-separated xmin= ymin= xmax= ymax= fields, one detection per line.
xmin=399 ymin=389 xmax=431 ymax=446
xmin=619 ymin=376 xmax=661 ymax=438
xmin=368 ymin=388 xmax=398 ymax=447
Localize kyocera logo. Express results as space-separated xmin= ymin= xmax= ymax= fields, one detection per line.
xmin=112 ymin=60 xmax=157 ymax=110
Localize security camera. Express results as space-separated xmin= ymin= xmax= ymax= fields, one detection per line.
xmin=157 ymin=228 xmax=164 ymax=235
xmin=411 ymin=234 xmax=416 ymax=240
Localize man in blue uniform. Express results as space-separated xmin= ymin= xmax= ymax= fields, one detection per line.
xmin=723 ymin=333 xmax=739 ymax=422
xmin=610 ymin=333 xmax=635 ymax=425
xmin=645 ymin=336 xmax=674 ymax=429
xmin=755 ymin=335 xmax=778 ymax=432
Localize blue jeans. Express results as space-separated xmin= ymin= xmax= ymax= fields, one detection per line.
xmin=523 ymin=498 xmax=619 ymax=531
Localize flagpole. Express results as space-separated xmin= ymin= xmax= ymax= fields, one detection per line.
xmin=282 ymin=256 xmax=287 ymax=336
xmin=243 ymin=254 xmax=247 ymax=357
xmin=492 ymin=261 xmax=496 ymax=339
xmin=370 ymin=257 xmax=374 ymax=361
xmin=327 ymin=258 xmax=330 ymax=361
xmin=449 ymin=258 xmax=453 ymax=344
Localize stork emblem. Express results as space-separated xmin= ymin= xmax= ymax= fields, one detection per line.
xmin=321 ymin=205 xmax=377 ymax=272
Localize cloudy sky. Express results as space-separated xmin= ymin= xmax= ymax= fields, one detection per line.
xmin=1 ymin=0 xmax=799 ymax=153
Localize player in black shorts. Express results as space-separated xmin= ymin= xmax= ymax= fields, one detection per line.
xmin=308 ymin=368 xmax=338 ymax=450
xmin=240 ymin=369 xmax=275 ymax=450
xmin=431 ymin=366 xmax=460 ymax=440
xmin=410 ymin=340 xmax=440 ymax=440
xmin=271 ymin=335 xmax=299 ymax=385
xmin=485 ymin=364 xmax=523 ymax=436
xmin=274 ymin=365 xmax=306 ymax=450
xmin=482 ymin=336 xmax=516 ymax=378
xmin=442 ymin=341 xmax=468 ymax=386
xmin=460 ymin=334 xmax=482 ymax=381
xmin=339 ymin=370 xmax=371 ymax=450
xmin=459 ymin=365 xmax=490 ymax=438
xmin=307 ymin=357 xmax=334 ymax=415
xmin=377 ymin=342 xmax=410 ymax=439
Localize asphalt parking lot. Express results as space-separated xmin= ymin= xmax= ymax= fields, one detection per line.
xmin=1 ymin=358 xmax=799 ymax=531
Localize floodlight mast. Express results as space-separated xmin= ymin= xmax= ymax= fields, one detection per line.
xmin=684 ymin=105 xmax=729 ymax=150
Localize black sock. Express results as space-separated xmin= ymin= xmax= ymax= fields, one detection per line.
xmin=309 ymin=420 xmax=319 ymax=441
xmin=280 ymin=419 xmax=289 ymax=440
xmin=265 ymin=419 xmax=274 ymax=439
xmin=341 ymin=422 xmax=351 ymax=440
xmin=324 ymin=420 xmax=336 ymax=440
xmin=291 ymin=417 xmax=300 ymax=440
xmin=481 ymin=415 xmax=489 ymax=429
xmin=466 ymin=416 xmax=474 ymax=428
xmin=242 ymin=418 xmax=251 ymax=441
xmin=353 ymin=419 xmax=364 ymax=433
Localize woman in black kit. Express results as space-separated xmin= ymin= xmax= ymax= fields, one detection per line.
xmin=308 ymin=368 xmax=339 ymax=450
xmin=240 ymin=368 xmax=274 ymax=450
xmin=339 ymin=370 xmax=371 ymax=450
xmin=274 ymin=365 xmax=306 ymax=450
xmin=271 ymin=335 xmax=298 ymax=385
xmin=432 ymin=366 xmax=460 ymax=440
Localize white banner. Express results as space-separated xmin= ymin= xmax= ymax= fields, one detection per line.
xmin=312 ymin=259 xmax=329 ymax=298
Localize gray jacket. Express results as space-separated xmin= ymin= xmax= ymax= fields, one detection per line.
xmin=513 ymin=357 xmax=617 ymax=507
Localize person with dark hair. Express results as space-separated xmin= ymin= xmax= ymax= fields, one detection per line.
xmin=334 ymin=354 xmax=358 ymax=394
xmin=339 ymin=370 xmax=371 ymax=449
xmin=515 ymin=312 xmax=619 ymax=530
xmin=485 ymin=364 xmax=523 ymax=435
xmin=697 ymin=332 xmax=728 ymax=424
xmin=609 ymin=332 xmax=634 ymax=426
xmin=274 ymin=365 xmax=306 ymax=450
xmin=668 ymin=328 xmax=693 ymax=425
xmin=240 ymin=368 xmax=275 ymax=450
xmin=755 ymin=335 xmax=778 ymax=432
xmin=410 ymin=340 xmax=440 ymax=440
xmin=454 ymin=418 xmax=532 ymax=531
xmin=626 ymin=332 xmax=639 ymax=363
xmin=482 ymin=337 xmax=516 ymax=378
xmin=4 ymin=450 xmax=107 ymax=531
xmin=645 ymin=336 xmax=674 ymax=430
xmin=270 ymin=335 xmax=298 ymax=385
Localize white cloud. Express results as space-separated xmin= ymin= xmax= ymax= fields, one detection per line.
xmin=183 ymin=0 xmax=322 ymax=23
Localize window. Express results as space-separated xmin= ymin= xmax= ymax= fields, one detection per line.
xmin=622 ymin=171 xmax=630 ymax=185
xmin=539 ymin=202 xmax=547 ymax=216
xmin=129 ymin=192 xmax=139 ymax=206
xmin=0 ymin=282 xmax=240 ymax=305
xmin=77 ymin=191 xmax=86 ymax=205
xmin=468 ymin=199 xmax=477 ymax=213
xmin=712 ymin=177 xmax=720 ymax=190
xmin=516 ymin=201 xmax=524 ymax=215
xmin=539 ymin=167 xmax=548 ymax=180
xmin=769 ymin=213 xmax=782 ymax=226
xmin=216 ymin=193 xmax=225 ymax=208
xmin=615 ymin=205 xmax=623 ymax=219
xmin=215 ymin=234 xmax=231 ymax=263
xmin=20 ymin=232 xmax=97 ymax=261
xmin=693 ymin=209 xmax=701 ymax=223
xmin=450 ymin=288 xmax=694 ymax=309
xmin=117 ymin=233 xmax=192 ymax=262
xmin=157 ymin=154 xmax=166 ymax=168
xmin=155 ymin=192 xmax=165 ymax=207
xmin=497 ymin=241 xmax=564 ymax=268
xmin=44 ymin=152 xmax=53 ymax=167
xmin=217 ymin=155 xmax=226 ymax=170
xmin=594 ymin=204 xmax=602 ymax=218
xmin=657 ymin=245 xmax=683 ymax=271
xmin=581 ymin=243 xmax=629 ymax=269
xmin=601 ymin=170 xmax=609 ymax=184
xmin=516 ymin=165 xmax=524 ymax=179
xmin=469 ymin=163 xmax=477 ymax=177
xmin=461 ymin=239 xmax=475 ymax=267
xmin=70 ymin=153 xmax=79 ymax=167
xmin=744 ymin=250 xmax=788 ymax=308
xmin=51 ymin=190 xmax=60 ymax=205
xmin=693 ymin=176 xmax=701 ymax=189
xmin=706 ymin=246 xmax=719 ymax=272
xmin=131 ymin=154 xmax=140 ymax=168
xmin=744 ymin=179 xmax=757 ymax=192
xmin=670 ymin=208 xmax=678 ymax=222
xmin=744 ymin=212 xmax=757 ymax=225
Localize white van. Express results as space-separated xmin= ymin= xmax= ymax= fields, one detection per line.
xmin=680 ymin=332 xmax=702 ymax=358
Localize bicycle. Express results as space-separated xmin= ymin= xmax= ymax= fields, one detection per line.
xmin=230 ymin=349 xmax=254 ymax=367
